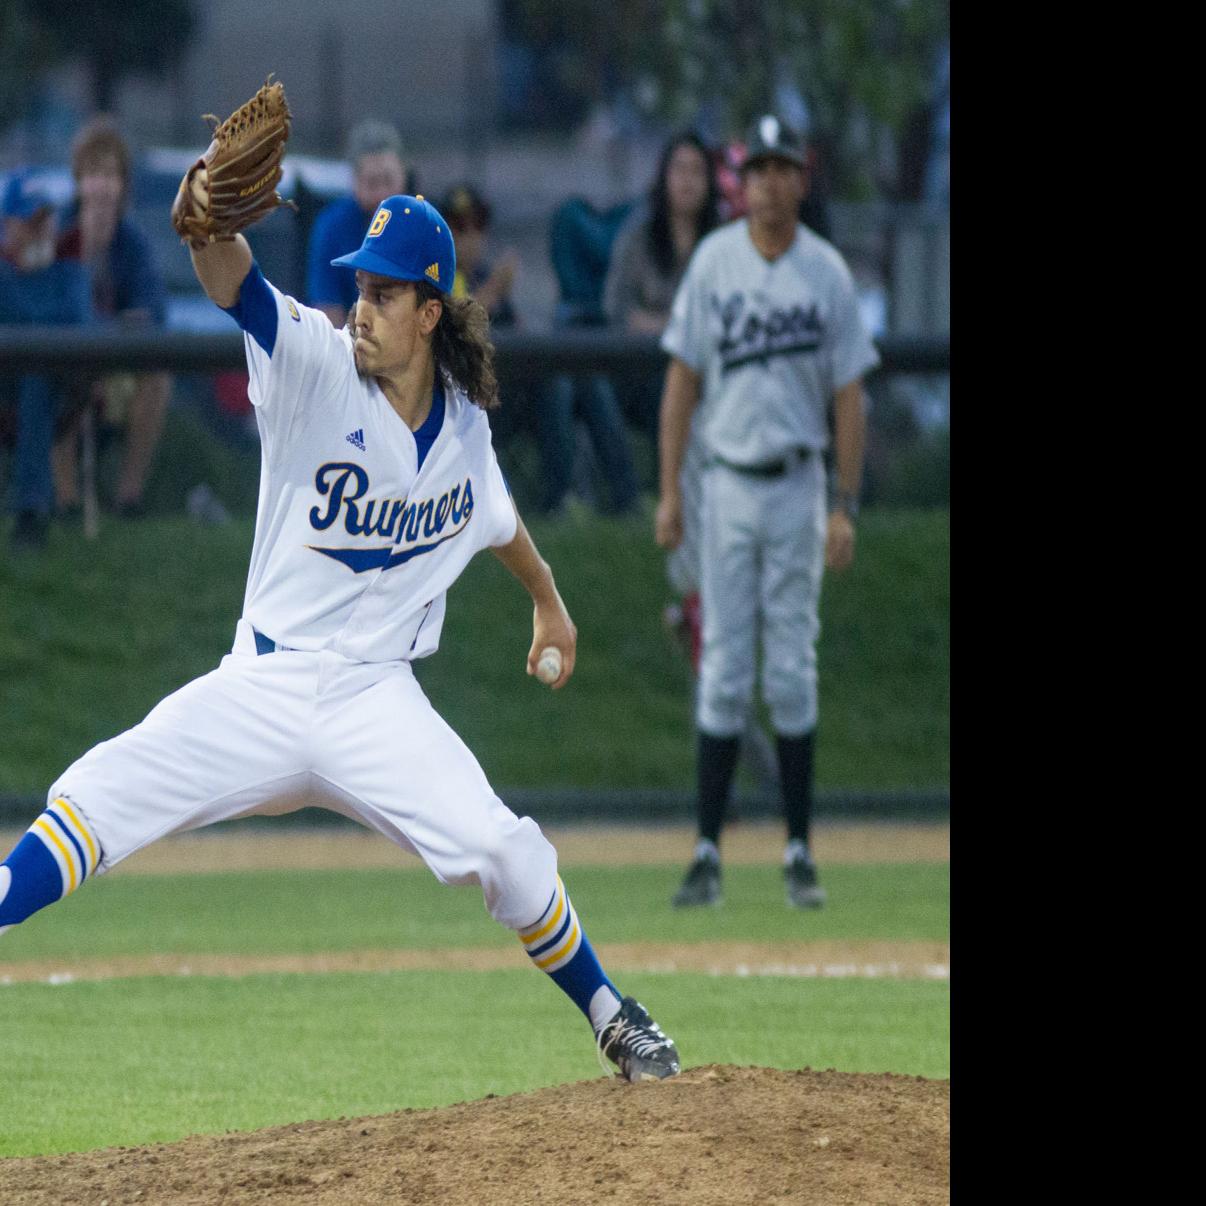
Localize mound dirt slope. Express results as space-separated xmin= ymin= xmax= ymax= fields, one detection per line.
xmin=0 ymin=1065 xmax=949 ymax=1205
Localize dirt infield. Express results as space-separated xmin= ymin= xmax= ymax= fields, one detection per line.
xmin=0 ymin=938 xmax=950 ymax=985
xmin=0 ymin=1065 xmax=950 ymax=1205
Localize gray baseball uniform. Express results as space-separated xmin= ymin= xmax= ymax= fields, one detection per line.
xmin=662 ymin=218 xmax=878 ymax=737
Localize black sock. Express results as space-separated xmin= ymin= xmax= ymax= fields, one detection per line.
xmin=778 ymin=731 xmax=816 ymax=847
xmin=697 ymin=732 xmax=741 ymax=846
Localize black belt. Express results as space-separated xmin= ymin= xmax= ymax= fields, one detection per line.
xmin=708 ymin=448 xmax=812 ymax=479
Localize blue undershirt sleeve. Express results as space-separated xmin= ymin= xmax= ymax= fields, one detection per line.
xmin=221 ymin=262 xmax=279 ymax=357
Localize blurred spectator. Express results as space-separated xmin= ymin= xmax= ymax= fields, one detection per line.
xmin=604 ymin=131 xmax=720 ymax=438
xmin=441 ymin=184 xmax=520 ymax=328
xmin=52 ymin=115 xmax=170 ymax=520
xmin=606 ymin=134 xmax=718 ymax=575
xmin=538 ymin=197 xmax=639 ymax=516
xmin=438 ymin=182 xmax=533 ymax=466
xmin=306 ymin=119 xmax=411 ymax=327
xmin=605 ymin=132 xmax=720 ymax=337
xmin=0 ymin=172 xmax=90 ymax=551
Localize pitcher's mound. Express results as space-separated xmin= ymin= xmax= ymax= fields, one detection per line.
xmin=0 ymin=1065 xmax=949 ymax=1204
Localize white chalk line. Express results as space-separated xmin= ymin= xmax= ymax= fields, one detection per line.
xmin=2 ymin=961 xmax=949 ymax=987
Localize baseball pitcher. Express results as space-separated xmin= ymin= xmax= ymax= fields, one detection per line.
xmin=656 ymin=114 xmax=879 ymax=910
xmin=1 ymin=80 xmax=679 ymax=1084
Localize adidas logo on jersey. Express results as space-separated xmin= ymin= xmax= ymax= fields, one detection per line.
xmin=346 ymin=428 xmax=366 ymax=452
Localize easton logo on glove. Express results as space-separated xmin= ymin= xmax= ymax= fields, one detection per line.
xmin=171 ymin=76 xmax=297 ymax=247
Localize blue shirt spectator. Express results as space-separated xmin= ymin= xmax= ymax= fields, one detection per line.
xmin=1 ymin=171 xmax=91 ymax=551
xmin=0 ymin=257 xmax=90 ymax=326
xmin=56 ymin=210 xmax=167 ymax=326
xmin=304 ymin=118 xmax=411 ymax=327
xmin=305 ymin=194 xmax=374 ymax=320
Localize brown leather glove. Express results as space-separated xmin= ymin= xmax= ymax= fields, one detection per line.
xmin=171 ymin=77 xmax=296 ymax=248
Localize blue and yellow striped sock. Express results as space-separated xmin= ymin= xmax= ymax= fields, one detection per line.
xmin=518 ymin=876 xmax=621 ymax=1031
xmin=0 ymin=797 xmax=101 ymax=934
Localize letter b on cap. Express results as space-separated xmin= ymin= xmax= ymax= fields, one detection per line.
xmin=368 ymin=208 xmax=391 ymax=238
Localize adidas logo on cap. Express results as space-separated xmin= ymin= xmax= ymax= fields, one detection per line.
xmin=425 ymin=262 xmax=440 ymax=283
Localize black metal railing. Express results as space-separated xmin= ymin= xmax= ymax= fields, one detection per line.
xmin=0 ymin=327 xmax=949 ymax=378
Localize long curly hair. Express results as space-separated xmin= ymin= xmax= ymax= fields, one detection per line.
xmin=646 ymin=132 xmax=721 ymax=278
xmin=414 ymin=280 xmax=500 ymax=410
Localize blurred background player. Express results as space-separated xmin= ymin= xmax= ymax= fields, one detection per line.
xmin=51 ymin=115 xmax=170 ymax=520
xmin=656 ymin=115 xmax=879 ymax=910
xmin=306 ymin=118 xmax=412 ymax=327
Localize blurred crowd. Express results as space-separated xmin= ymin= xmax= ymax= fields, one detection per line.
xmin=1 ymin=112 xmax=834 ymax=554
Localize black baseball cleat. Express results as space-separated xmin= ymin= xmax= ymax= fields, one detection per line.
xmin=785 ymin=854 xmax=827 ymax=909
xmin=596 ymin=996 xmax=681 ymax=1082
xmin=672 ymin=855 xmax=722 ymax=907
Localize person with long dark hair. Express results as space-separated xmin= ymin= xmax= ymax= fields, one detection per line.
xmin=604 ymin=132 xmax=720 ymax=337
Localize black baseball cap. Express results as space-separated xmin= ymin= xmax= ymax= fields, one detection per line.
xmin=740 ymin=115 xmax=807 ymax=172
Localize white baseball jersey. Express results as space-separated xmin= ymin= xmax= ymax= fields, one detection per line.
xmin=661 ymin=220 xmax=879 ymax=465
xmin=238 ymin=267 xmax=517 ymax=663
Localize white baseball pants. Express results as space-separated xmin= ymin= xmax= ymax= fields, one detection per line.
xmin=49 ymin=622 xmax=558 ymax=931
xmin=696 ymin=455 xmax=827 ymax=739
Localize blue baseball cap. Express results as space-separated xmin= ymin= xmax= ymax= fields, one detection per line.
xmin=331 ymin=194 xmax=456 ymax=294
xmin=2 ymin=170 xmax=54 ymax=220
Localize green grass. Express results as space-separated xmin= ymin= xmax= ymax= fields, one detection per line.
xmin=816 ymin=508 xmax=950 ymax=787
xmin=0 ymin=863 xmax=949 ymax=960
xmin=0 ymin=971 xmax=949 ymax=1156
xmin=0 ymin=507 xmax=947 ymax=795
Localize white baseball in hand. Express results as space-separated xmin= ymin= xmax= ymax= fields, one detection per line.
xmin=536 ymin=647 xmax=562 ymax=685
